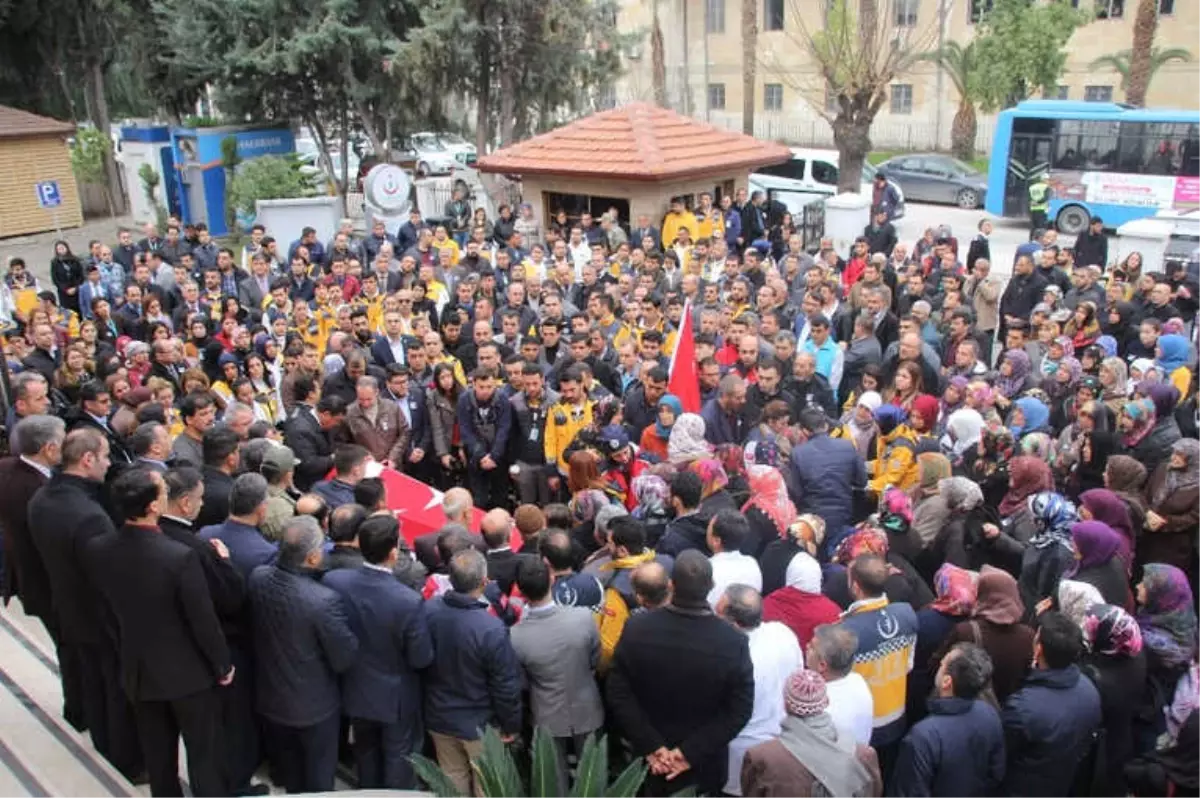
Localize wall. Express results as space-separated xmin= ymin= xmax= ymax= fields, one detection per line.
xmin=521 ymin=171 xmax=749 ymax=228
xmin=254 ymin=197 xmax=341 ymax=252
xmin=0 ymin=136 xmax=84 ymax=237
xmin=615 ymin=0 xmax=1200 ymax=153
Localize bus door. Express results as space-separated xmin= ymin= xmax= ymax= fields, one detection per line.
xmin=1004 ymin=134 xmax=1054 ymax=217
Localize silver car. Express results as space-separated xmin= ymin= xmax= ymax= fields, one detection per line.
xmin=875 ymin=153 xmax=988 ymax=209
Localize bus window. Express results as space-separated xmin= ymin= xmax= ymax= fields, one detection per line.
xmin=1056 ymin=120 xmax=1120 ymax=172
xmin=1118 ymin=122 xmax=1200 ymax=176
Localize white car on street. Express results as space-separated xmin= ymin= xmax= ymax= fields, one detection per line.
xmin=750 ymin=147 xmax=906 ymax=218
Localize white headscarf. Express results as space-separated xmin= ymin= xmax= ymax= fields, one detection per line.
xmin=668 ymin=413 xmax=710 ymax=464
xmin=942 ymin=407 xmax=985 ymax=458
xmin=785 ymin=551 xmax=823 ymax=595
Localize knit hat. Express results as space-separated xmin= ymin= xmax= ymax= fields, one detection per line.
xmin=784 ymin=670 xmax=828 ymax=717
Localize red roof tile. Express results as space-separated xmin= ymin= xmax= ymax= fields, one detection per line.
xmin=476 ymin=103 xmax=791 ymax=182
xmin=0 ymin=105 xmax=76 ymax=139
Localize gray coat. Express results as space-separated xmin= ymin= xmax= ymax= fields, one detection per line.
xmin=509 ymin=603 xmax=604 ymax=738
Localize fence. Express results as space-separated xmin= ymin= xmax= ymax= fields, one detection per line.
xmin=703 ymin=111 xmax=997 ymax=155
xmin=349 ymin=172 xmax=524 ymax=226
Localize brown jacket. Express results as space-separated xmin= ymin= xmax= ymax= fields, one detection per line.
xmin=345 ymin=397 xmax=410 ymax=465
xmin=1141 ymin=463 xmax=1199 ymax=570
xmin=741 ymin=738 xmax=882 ymax=797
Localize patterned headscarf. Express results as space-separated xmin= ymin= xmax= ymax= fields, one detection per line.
xmin=1083 ymin=604 xmax=1143 ymax=658
xmin=1153 ymin=438 xmax=1200 ymax=507
xmin=1058 ymin=579 xmax=1105 ymax=629
xmin=930 ymin=564 xmax=978 ymax=617
xmin=668 ymin=413 xmax=710 ymax=463
xmin=631 ymin=474 xmax=670 ymax=520
xmin=1046 ymin=356 xmax=1082 ymax=401
xmin=1019 ymin=431 xmax=1055 ymax=462
xmin=1052 ymin=335 xmax=1076 ymax=360
xmin=1120 ymin=398 xmax=1156 ymax=448
xmin=788 ymin=514 xmax=827 ymax=551
xmin=1100 ymin=357 xmax=1129 ymax=399
xmin=743 ymin=465 xmax=798 ymax=538
xmin=880 ymin=485 xmax=914 ymax=527
xmin=715 ymin=443 xmax=746 ymax=481
xmin=1029 ymin=491 xmax=1078 ymax=551
xmin=974 ymin=422 xmax=1015 ymax=479
xmin=996 ymin=349 xmax=1032 ymax=399
xmin=967 ymin=381 xmax=995 ymax=409
xmin=688 ymin=457 xmax=729 ymax=499
xmin=569 ymin=489 xmax=611 ymax=525
xmin=833 ymin=525 xmax=889 ymax=565
xmin=1138 ymin=563 xmax=1198 ymax=669
xmin=591 ymin=394 xmax=621 ymax=429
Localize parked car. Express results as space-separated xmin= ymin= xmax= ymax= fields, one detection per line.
xmin=874 ymin=153 xmax=988 ymax=209
xmin=749 ymin=148 xmax=906 ymax=219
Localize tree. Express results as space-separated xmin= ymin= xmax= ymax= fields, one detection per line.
xmin=1126 ymin=0 xmax=1157 ymax=107
xmin=651 ymin=0 xmax=668 ymax=107
xmin=1091 ymin=46 xmax=1192 ymax=105
xmin=919 ymin=41 xmax=979 ymax=161
xmin=764 ymin=0 xmax=937 ymax=193
xmin=741 ymin=0 xmax=757 ymax=135
xmin=969 ymin=0 xmax=1089 ymax=112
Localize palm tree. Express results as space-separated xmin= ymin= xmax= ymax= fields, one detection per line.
xmin=919 ymin=41 xmax=979 ymax=162
xmin=1090 ymin=46 xmax=1193 ymax=106
xmin=742 ymin=0 xmax=757 ymax=134
xmin=651 ymin=0 xmax=668 ymax=107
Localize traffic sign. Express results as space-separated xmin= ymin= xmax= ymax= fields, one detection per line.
xmin=35 ymin=181 xmax=62 ymax=209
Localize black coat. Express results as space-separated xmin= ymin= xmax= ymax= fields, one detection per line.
xmin=0 ymin=457 xmax=52 ymax=618
xmin=65 ymin=408 xmax=133 ymax=466
xmin=21 ymin=347 xmax=58 ymax=383
xmin=323 ymin=544 xmax=364 ymax=572
xmin=485 ymin=549 xmax=521 ymax=595
xmin=966 ymin=234 xmax=991 ymax=273
xmin=284 ymin=406 xmax=334 ymax=492
xmin=247 ymin=564 xmax=359 ymax=727
xmin=196 ymin=467 xmax=235 ymax=529
xmin=159 ymin=515 xmax=247 ymax=638
xmin=83 ymin=523 xmax=231 ymax=701
xmin=28 ymin=474 xmax=117 ymax=645
xmin=606 ymin=603 xmax=754 ymax=795
xmin=1083 ymin=650 xmax=1147 ymax=797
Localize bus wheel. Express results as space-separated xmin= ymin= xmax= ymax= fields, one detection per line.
xmin=1056 ymin=205 xmax=1090 ymax=236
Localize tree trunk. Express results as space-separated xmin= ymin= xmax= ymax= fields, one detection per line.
xmin=85 ymin=58 xmax=127 ymax=215
xmin=1126 ymin=0 xmax=1157 ymax=106
xmin=651 ymin=0 xmax=668 ymax=107
xmin=475 ymin=5 xmax=493 ymax=154
xmin=741 ymin=0 xmax=757 ymax=134
xmin=950 ymin=98 xmax=977 ymax=162
xmin=832 ymin=112 xmax=871 ymax=194
xmin=498 ymin=64 xmax=517 ymax=144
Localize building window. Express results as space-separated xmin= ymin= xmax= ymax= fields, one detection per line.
xmin=1095 ymin=0 xmax=1123 ymax=18
xmin=764 ymin=0 xmax=785 ymax=30
xmin=1159 ymin=0 xmax=1174 ymax=13
xmin=1043 ymin=85 xmax=1069 ymax=100
xmin=890 ymin=84 xmax=913 ymax=114
xmin=1084 ymin=85 xmax=1114 ymax=102
xmin=895 ymin=0 xmax=919 ymax=26
xmin=708 ymin=83 xmax=726 ymax=110
xmin=968 ymin=0 xmax=993 ymax=23
xmin=764 ymin=83 xmax=784 ymax=111
xmin=705 ymin=0 xmax=725 ymax=33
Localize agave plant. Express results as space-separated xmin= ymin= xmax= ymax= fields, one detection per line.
xmin=411 ymin=726 xmax=650 ymax=797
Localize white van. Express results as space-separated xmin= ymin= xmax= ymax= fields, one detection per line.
xmin=749 ymin=147 xmax=906 ymax=218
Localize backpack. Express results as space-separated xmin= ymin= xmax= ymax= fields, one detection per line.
xmin=595 ymin=568 xmax=632 ymax=673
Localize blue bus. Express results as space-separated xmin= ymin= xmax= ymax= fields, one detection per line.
xmin=985 ymin=100 xmax=1199 ymax=234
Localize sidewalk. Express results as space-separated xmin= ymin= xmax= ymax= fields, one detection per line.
xmin=0 ymin=215 xmax=135 ymax=284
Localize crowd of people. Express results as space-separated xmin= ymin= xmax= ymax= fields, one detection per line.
xmin=0 ymin=186 xmax=1197 ymax=797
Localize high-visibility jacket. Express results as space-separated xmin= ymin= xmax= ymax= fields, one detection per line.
xmin=1028 ymin=181 xmax=1050 ymax=212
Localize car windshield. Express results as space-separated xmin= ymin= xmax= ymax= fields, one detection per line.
xmin=439 ymin=133 xmax=470 ymax=146
xmin=411 ymin=134 xmax=445 ymax=152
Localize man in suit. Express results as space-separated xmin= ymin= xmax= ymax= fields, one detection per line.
xmin=170 ymin=280 xmax=209 ymax=333
xmin=22 ymin=322 xmax=60 ymax=383
xmin=66 ymin=380 xmax=133 ymax=467
xmin=161 ymin=467 xmax=261 ymax=796
xmin=147 ymin=340 xmax=185 ymax=395
xmin=196 ymin=426 xmax=241 ymax=528
xmin=324 ymin=503 xmax=367 ymax=571
xmin=284 ymin=378 xmax=347 ymax=492
xmin=199 ymin=473 xmax=278 ymax=581
xmin=127 ymin=421 xmax=173 ymax=471
xmin=383 ymin=364 xmax=433 ymax=480
xmin=238 ymin=253 xmax=274 ymax=320
xmin=83 ymin=467 xmax=233 ymax=798
xmin=324 ymin=514 xmax=434 ymax=789
xmin=481 ymin=509 xmax=520 ymax=595
xmin=248 ymin=515 xmax=359 ymax=793
xmin=0 ymin=416 xmax=69 ymax=709
xmin=29 ymin=428 xmax=142 ymax=777
xmin=371 ymin=310 xmax=410 ymax=369
xmin=345 ymin=375 xmax=411 ymax=467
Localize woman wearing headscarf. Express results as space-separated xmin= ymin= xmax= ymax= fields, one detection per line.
xmin=762 ymin=552 xmax=842 ymax=649
xmin=1119 ymin=395 xmax=1157 ymax=460
xmin=1136 ymin=564 xmax=1199 ymax=748
xmin=1046 ymin=355 xmax=1083 ymax=430
xmin=1155 ymin=332 xmax=1193 ymax=399
xmin=1123 ymin=710 xmax=1199 ymax=798
xmin=742 ymin=465 xmax=798 ymax=559
xmin=867 ymin=404 xmax=920 ymax=497
xmin=908 ymin=393 xmax=942 ymax=447
xmin=1105 ymin=454 xmax=1150 ymax=544
xmin=1079 ymin=488 xmax=1136 ymax=566
xmin=638 ymin=394 xmax=681 ymax=463
xmin=1137 ymin=383 xmax=1184 ymax=473
xmin=941 ymin=407 xmax=984 ymax=469
xmin=981 ymin=491 xmax=1079 ymax=617
xmin=933 ymin=565 xmax=1035 ymax=703
xmin=740 ymin=670 xmax=882 ymax=798
xmin=1099 ymin=356 xmax=1130 ymax=415
xmin=995 ymin=455 xmax=1054 ymax=545
xmin=1066 ymin=300 xmax=1102 ymax=350
xmin=630 ymin=473 xmax=671 ymax=548
xmin=1069 ymin=520 xmax=1133 ymax=609
xmin=905 ymin=452 xmax=953 ymax=579
xmin=1079 ymin=604 xmax=1147 ymax=797
xmin=716 ymin=444 xmax=750 ymax=507
xmin=937 ymin=476 xmax=997 ymax=571
xmin=567 ymin=487 xmax=615 ymax=558
xmin=1142 ymin=438 xmax=1200 ymax=573
xmin=667 ymin=412 xmax=710 ymax=465
xmin=994 ymin=348 xmax=1035 ymax=416
xmin=824 ymin=498 xmax=934 ymax=610
xmin=938 ymin=375 xmax=969 ymax=426
xmin=1064 ymin=400 xmax=1121 ymax=500
xmin=840 ymin=391 xmax=881 ymax=459
xmin=1056 ymin=579 xmax=1105 ymax=628
xmin=910 ymin=564 xmax=978 ymax=722
xmin=962 ymin=421 xmax=1015 ymax=508
xmin=1008 ymin=395 xmax=1052 ymax=442
xmin=761 ymin=514 xmax=825 ymax=597
xmin=688 ymin=457 xmax=738 ymax=524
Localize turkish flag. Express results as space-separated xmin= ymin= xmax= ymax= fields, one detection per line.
xmin=375 ymin=468 xmax=521 ymax=549
xmin=669 ymin=299 xmax=702 ymax=413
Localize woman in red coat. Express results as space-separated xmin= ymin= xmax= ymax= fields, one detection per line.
xmin=762 ymin=551 xmax=842 ymax=649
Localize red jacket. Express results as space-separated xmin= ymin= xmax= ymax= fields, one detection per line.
xmin=762 ymin=587 xmax=842 ymax=648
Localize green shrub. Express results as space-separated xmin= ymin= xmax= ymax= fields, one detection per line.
xmin=226 ymin=154 xmax=319 ymax=219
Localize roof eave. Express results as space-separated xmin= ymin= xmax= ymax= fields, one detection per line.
xmin=476 ymin=153 xmax=793 ymax=183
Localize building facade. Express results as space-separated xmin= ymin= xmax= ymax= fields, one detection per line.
xmin=613 ymin=0 xmax=1199 ymax=153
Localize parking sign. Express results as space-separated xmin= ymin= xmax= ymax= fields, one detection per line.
xmin=35 ymin=181 xmax=62 ymax=209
